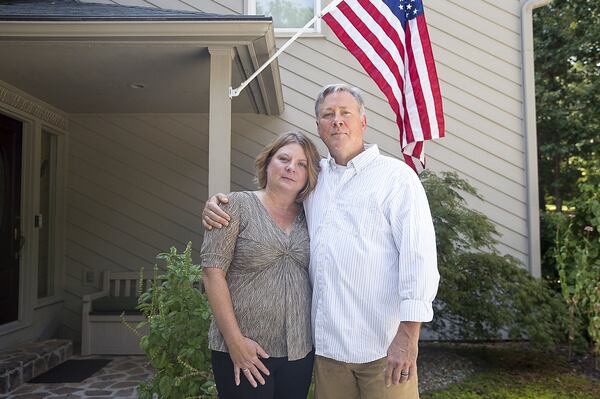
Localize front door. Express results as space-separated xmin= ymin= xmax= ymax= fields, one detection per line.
xmin=0 ymin=113 xmax=22 ymax=325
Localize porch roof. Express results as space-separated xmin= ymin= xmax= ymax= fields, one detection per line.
xmin=0 ymin=0 xmax=284 ymax=114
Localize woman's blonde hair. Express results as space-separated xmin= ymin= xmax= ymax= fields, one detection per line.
xmin=255 ymin=132 xmax=321 ymax=202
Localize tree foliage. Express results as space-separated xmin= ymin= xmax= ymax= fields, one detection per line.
xmin=551 ymin=181 xmax=600 ymax=360
xmin=535 ymin=1 xmax=600 ymax=362
xmin=534 ymin=0 xmax=600 ymax=211
xmin=422 ymin=171 xmax=567 ymax=346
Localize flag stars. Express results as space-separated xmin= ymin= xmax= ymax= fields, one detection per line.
xmin=399 ymin=0 xmax=422 ymax=18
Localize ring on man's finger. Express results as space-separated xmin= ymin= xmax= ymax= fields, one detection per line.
xmin=242 ymin=368 xmax=249 ymax=372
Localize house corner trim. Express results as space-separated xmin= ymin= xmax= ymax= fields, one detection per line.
xmin=521 ymin=0 xmax=551 ymax=278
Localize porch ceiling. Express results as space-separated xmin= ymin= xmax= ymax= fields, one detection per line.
xmin=0 ymin=20 xmax=284 ymax=115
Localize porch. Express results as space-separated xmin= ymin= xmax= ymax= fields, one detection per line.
xmin=0 ymin=0 xmax=283 ymax=362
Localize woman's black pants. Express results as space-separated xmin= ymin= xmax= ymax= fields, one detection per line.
xmin=211 ymin=350 xmax=314 ymax=399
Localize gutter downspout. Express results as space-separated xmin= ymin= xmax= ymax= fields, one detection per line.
xmin=521 ymin=0 xmax=551 ymax=278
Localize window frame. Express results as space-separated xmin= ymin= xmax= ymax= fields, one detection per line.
xmin=36 ymin=129 xmax=62 ymax=301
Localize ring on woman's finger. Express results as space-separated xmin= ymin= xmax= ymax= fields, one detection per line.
xmin=400 ymin=371 xmax=409 ymax=376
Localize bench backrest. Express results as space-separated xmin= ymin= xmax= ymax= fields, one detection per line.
xmin=104 ymin=270 xmax=163 ymax=298
xmin=103 ymin=269 xmax=204 ymax=298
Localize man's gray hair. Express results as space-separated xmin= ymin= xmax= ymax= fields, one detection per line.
xmin=314 ymin=83 xmax=366 ymax=118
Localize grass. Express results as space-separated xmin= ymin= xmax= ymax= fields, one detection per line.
xmin=421 ymin=343 xmax=600 ymax=399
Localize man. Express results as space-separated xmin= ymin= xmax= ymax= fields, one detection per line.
xmin=203 ymin=83 xmax=439 ymax=399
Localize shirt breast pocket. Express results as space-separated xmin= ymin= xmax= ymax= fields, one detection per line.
xmin=334 ymin=197 xmax=382 ymax=238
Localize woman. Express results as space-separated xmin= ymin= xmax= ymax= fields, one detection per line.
xmin=201 ymin=132 xmax=321 ymax=399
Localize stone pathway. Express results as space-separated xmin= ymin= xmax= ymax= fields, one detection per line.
xmin=3 ymin=356 xmax=153 ymax=398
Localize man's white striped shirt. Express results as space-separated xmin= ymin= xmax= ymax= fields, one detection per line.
xmin=304 ymin=144 xmax=439 ymax=363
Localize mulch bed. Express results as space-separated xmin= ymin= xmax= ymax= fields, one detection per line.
xmin=417 ymin=341 xmax=599 ymax=393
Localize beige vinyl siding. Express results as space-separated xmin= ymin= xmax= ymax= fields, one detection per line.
xmin=480 ymin=0 xmax=520 ymax=16
xmin=63 ymin=114 xmax=209 ymax=335
xmin=449 ymin=0 xmax=520 ymax=32
xmin=0 ymin=302 xmax=64 ymax=351
xmin=64 ymin=0 xmax=530 ymax=338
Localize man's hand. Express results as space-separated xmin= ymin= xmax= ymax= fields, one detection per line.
xmin=228 ymin=336 xmax=270 ymax=387
xmin=202 ymin=193 xmax=231 ymax=230
xmin=384 ymin=321 xmax=420 ymax=386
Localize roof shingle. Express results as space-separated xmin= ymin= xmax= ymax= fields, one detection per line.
xmin=0 ymin=0 xmax=270 ymax=21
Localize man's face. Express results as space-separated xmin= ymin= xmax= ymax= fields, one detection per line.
xmin=316 ymin=91 xmax=366 ymax=164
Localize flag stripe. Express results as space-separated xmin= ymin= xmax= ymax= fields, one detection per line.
xmin=410 ymin=18 xmax=436 ymax=140
xmin=405 ymin=19 xmax=430 ymax=141
xmin=416 ymin=14 xmax=445 ymax=138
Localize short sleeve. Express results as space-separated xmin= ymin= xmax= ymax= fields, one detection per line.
xmin=200 ymin=192 xmax=243 ymax=272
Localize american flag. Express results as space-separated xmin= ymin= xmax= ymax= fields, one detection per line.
xmin=322 ymin=0 xmax=445 ymax=173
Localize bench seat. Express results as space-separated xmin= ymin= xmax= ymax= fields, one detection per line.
xmin=90 ymin=296 xmax=141 ymax=316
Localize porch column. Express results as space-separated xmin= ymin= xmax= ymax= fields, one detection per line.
xmin=208 ymin=47 xmax=234 ymax=195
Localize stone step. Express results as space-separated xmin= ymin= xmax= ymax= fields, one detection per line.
xmin=0 ymin=339 xmax=72 ymax=395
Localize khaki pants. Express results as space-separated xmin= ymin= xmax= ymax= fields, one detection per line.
xmin=314 ymin=355 xmax=419 ymax=399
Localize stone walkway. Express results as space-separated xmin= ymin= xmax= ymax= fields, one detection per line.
xmin=3 ymin=356 xmax=153 ymax=398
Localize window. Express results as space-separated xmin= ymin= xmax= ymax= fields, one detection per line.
xmin=37 ymin=131 xmax=58 ymax=299
xmin=250 ymin=0 xmax=321 ymax=32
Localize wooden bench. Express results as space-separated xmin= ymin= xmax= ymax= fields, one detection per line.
xmin=81 ymin=270 xmax=158 ymax=356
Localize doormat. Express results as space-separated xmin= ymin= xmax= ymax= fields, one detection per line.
xmin=29 ymin=358 xmax=112 ymax=383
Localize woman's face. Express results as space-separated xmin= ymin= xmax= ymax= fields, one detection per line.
xmin=266 ymin=143 xmax=309 ymax=195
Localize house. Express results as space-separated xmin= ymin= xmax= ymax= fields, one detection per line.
xmin=0 ymin=0 xmax=549 ymax=353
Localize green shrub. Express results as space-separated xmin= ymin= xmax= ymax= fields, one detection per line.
xmin=540 ymin=210 xmax=563 ymax=289
xmin=552 ymin=180 xmax=600 ymax=361
xmin=136 ymin=243 xmax=216 ymax=399
xmin=422 ymin=171 xmax=567 ymax=346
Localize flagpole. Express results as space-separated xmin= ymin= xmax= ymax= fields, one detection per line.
xmin=229 ymin=0 xmax=344 ymax=98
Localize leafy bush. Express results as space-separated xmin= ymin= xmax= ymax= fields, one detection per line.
xmin=540 ymin=210 xmax=563 ymax=289
xmin=551 ymin=180 xmax=600 ymax=362
xmin=136 ymin=243 xmax=216 ymax=399
xmin=422 ymin=171 xmax=567 ymax=346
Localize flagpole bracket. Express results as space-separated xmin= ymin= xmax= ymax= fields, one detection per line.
xmin=229 ymin=86 xmax=240 ymax=99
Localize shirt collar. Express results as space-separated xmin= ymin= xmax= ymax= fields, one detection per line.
xmin=326 ymin=143 xmax=379 ymax=174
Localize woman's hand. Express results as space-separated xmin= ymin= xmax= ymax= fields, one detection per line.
xmin=228 ymin=336 xmax=270 ymax=387
xmin=203 ymin=269 xmax=269 ymax=387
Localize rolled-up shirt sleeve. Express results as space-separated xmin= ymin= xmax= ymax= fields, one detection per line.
xmin=389 ymin=173 xmax=440 ymax=322
xmin=200 ymin=193 xmax=241 ymax=273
